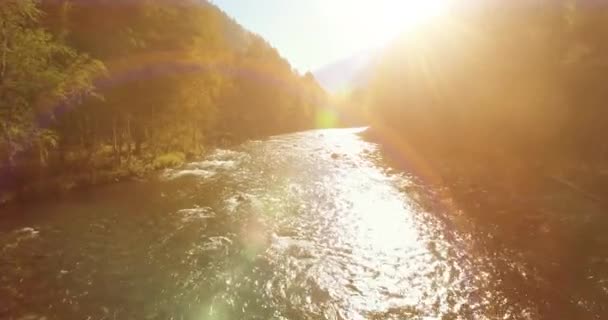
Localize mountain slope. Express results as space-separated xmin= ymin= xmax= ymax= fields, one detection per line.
xmin=1 ymin=0 xmax=328 ymax=201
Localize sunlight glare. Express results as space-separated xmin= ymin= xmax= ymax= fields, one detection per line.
xmin=320 ymin=0 xmax=448 ymax=49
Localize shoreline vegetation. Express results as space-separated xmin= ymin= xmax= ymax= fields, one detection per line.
xmin=4 ymin=0 xmax=608 ymax=213
xmin=362 ymin=125 xmax=608 ymax=282
xmin=0 ymin=0 xmax=328 ymax=206
xmin=363 ymin=126 xmax=608 ymax=210
xmin=349 ymin=1 xmax=608 ymax=227
xmin=0 ymin=138 xmax=237 ymax=206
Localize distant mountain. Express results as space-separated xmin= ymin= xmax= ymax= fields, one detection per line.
xmin=313 ymin=50 xmax=378 ymax=94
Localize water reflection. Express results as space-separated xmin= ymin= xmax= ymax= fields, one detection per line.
xmin=0 ymin=128 xmax=591 ymax=319
xmin=257 ymin=129 xmax=478 ymax=319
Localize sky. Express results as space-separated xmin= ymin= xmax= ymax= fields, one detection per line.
xmin=211 ymin=0 xmax=438 ymax=73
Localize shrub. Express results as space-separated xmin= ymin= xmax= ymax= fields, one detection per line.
xmin=152 ymin=152 xmax=186 ymax=169
xmin=126 ymin=159 xmax=153 ymax=177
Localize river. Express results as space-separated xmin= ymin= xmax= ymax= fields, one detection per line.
xmin=1 ymin=128 xmax=606 ymax=319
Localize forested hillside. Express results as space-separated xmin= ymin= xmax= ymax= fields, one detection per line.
xmin=358 ymin=0 xmax=608 ymax=182
xmin=0 ymin=0 xmax=327 ymax=201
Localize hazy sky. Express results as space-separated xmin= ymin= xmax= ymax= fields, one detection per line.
xmin=211 ymin=0 xmax=430 ymax=73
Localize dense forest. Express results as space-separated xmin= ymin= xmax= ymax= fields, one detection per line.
xmin=354 ymin=0 xmax=608 ymax=190
xmin=0 ymin=0 xmax=327 ymax=202
xmin=4 ymin=0 xmax=608 ymax=202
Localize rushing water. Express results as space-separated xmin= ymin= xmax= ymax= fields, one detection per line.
xmin=0 ymin=128 xmax=606 ymax=320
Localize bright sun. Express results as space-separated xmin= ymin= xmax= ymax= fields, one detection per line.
xmin=321 ymin=0 xmax=448 ymax=49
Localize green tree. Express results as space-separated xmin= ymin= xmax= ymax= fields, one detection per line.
xmin=0 ymin=0 xmax=105 ymax=168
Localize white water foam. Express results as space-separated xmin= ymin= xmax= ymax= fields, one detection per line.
xmin=163 ymin=148 xmax=249 ymax=180
xmin=176 ymin=207 xmax=215 ymax=222
xmin=164 ymin=168 xmax=216 ymax=180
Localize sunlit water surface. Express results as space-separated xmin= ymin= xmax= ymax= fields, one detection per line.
xmin=0 ymin=128 xmax=603 ymax=319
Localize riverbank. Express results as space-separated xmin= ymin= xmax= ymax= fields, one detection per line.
xmin=0 ymin=137 xmax=245 ymax=208
xmin=0 ymin=151 xmax=184 ymax=207
xmin=0 ymin=127 xmax=311 ymax=208
xmin=360 ymin=126 xmax=608 ymax=258
xmin=360 ymin=128 xmax=608 ymax=317
xmin=360 ymin=127 xmax=608 ymax=202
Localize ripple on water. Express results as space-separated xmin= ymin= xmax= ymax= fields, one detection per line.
xmin=164 ymin=168 xmax=217 ymax=180
xmin=2 ymin=227 xmax=40 ymax=251
xmin=252 ymin=130 xmax=490 ymax=319
xmin=176 ymin=207 xmax=215 ymax=223
xmin=162 ymin=148 xmax=249 ymax=180
xmin=0 ymin=129 xmax=554 ymax=319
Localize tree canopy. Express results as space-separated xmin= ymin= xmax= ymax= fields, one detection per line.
xmin=0 ymin=0 xmax=327 ymax=194
xmin=358 ymin=0 xmax=608 ymax=166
